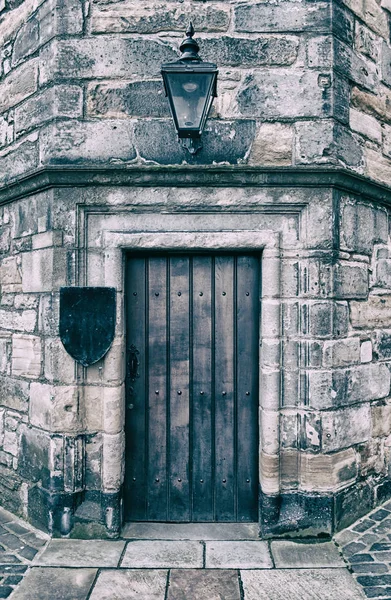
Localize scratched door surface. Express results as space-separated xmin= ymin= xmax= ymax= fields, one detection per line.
xmin=124 ymin=254 xmax=260 ymax=522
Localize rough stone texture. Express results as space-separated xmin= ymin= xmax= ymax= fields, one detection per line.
xmin=205 ymin=541 xmax=273 ymax=569
xmin=240 ymin=569 xmax=365 ymax=600
xmin=121 ymin=540 xmax=203 ymax=569
xmin=35 ymin=539 xmax=125 ymax=567
xmin=1 ymin=0 xmax=391 ymax=541
xmin=11 ymin=567 xmax=97 ymax=600
xmin=271 ymin=541 xmax=345 ymax=568
xmin=168 ymin=570 xmax=241 ymax=600
xmin=90 ymin=570 xmax=168 ymax=600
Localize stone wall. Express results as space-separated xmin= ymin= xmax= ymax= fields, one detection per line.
xmin=336 ymin=0 xmax=391 ymax=185
xmin=0 ymin=181 xmax=391 ymax=535
xmin=2 ymin=0 xmax=386 ymax=180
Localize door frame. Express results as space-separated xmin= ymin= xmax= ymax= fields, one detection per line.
xmin=100 ymin=230 xmax=282 ymax=523
xmin=83 ymin=226 xmax=282 ymax=528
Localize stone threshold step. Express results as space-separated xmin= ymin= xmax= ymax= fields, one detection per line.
xmin=121 ymin=522 xmax=260 ymax=540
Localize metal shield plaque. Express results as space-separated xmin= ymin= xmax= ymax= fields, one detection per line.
xmin=60 ymin=287 xmax=116 ymax=367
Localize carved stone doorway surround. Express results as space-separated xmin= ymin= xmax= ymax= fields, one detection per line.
xmin=77 ymin=204 xmax=282 ymax=535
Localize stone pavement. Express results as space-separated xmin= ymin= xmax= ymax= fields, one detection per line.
xmin=0 ymin=507 xmax=48 ymax=598
xmin=336 ymin=499 xmax=391 ymax=600
xmin=3 ymin=520 xmax=365 ymax=600
xmin=11 ymin=506 xmax=391 ymax=599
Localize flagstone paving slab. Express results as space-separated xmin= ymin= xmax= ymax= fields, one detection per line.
xmin=205 ymin=541 xmax=272 ymax=569
xmin=240 ymin=568 xmax=365 ymax=599
xmin=122 ymin=522 xmax=259 ymax=540
xmin=34 ymin=539 xmax=125 ymax=567
xmin=168 ymin=569 xmax=241 ymax=600
xmin=9 ymin=567 xmax=97 ymax=600
xmin=271 ymin=540 xmax=345 ymax=568
xmin=121 ymin=540 xmax=203 ymax=569
xmin=89 ymin=569 xmax=167 ymax=600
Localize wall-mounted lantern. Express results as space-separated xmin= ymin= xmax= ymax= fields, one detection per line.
xmin=161 ymin=23 xmax=218 ymax=155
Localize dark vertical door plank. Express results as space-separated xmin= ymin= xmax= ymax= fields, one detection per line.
xmin=147 ymin=257 xmax=168 ymax=520
xmin=125 ymin=257 xmax=147 ymax=521
xmin=192 ymin=256 xmax=213 ymax=521
xmin=169 ymin=256 xmax=191 ymax=521
xmin=214 ymin=256 xmax=236 ymax=521
xmin=236 ymin=255 xmax=260 ymax=521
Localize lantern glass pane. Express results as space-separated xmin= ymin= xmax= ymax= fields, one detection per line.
xmin=166 ymin=72 xmax=215 ymax=132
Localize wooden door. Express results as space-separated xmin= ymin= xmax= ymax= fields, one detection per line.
xmin=124 ymin=254 xmax=259 ymax=522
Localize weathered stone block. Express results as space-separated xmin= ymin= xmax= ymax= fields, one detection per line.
xmin=295 ymin=120 xmax=334 ymax=165
xmin=249 ymin=123 xmax=293 ymax=166
xmin=375 ymin=330 xmax=391 ymax=360
xmin=355 ymin=23 xmax=379 ymax=62
xmin=31 ymin=230 xmax=63 ymax=251
xmin=85 ymin=433 xmax=102 ymax=489
xmin=15 ymin=85 xmax=83 ymax=136
xmin=365 ymin=147 xmax=391 ymax=186
xmin=322 ymin=403 xmax=371 ymax=452
xmin=334 ymin=38 xmax=378 ymax=92
xmin=306 ymin=36 xmax=333 ymax=69
xmin=360 ymin=340 xmax=373 ymax=363
xmin=381 ymin=41 xmax=391 ymax=88
xmin=0 ymin=138 xmax=39 ymax=185
xmin=300 ymin=412 xmax=322 ymax=451
xmin=358 ymin=439 xmax=385 ymax=477
xmin=3 ymin=429 xmax=19 ymax=457
xmin=237 ymin=71 xmax=331 ymax=119
xmin=351 ymin=296 xmax=391 ymax=328
xmin=0 ymin=335 xmax=10 ymax=374
xmin=201 ymin=36 xmax=299 ymax=67
xmin=91 ymin=2 xmax=230 ymax=34
xmin=260 ymin=451 xmax=279 ymax=495
xmin=340 ymin=199 xmax=388 ymax=254
xmin=351 ymin=85 xmax=391 ymax=124
xmin=323 ymin=338 xmax=360 ymax=368
xmin=87 ymin=81 xmax=169 ymax=119
xmin=0 ymin=59 xmax=38 ymax=113
xmin=280 ymin=450 xmax=299 ymax=489
xmin=372 ymin=401 xmax=391 ymax=438
xmin=333 ymin=3 xmax=355 ymax=45
xmin=375 ymin=258 xmax=391 ymax=288
xmin=134 ymin=119 xmax=256 ymax=165
xmin=12 ymin=334 xmax=42 ymax=378
xmin=235 ymin=3 xmax=329 ymax=33
xmin=333 ymin=261 xmax=368 ymax=299
xmin=0 ymin=308 xmax=37 ymax=332
xmin=44 ymin=338 xmax=75 ymax=384
xmin=11 ymin=17 xmax=39 ymax=67
xmin=22 ymin=248 xmax=67 ymax=293
xmin=0 ymin=114 xmax=14 ymax=150
xmin=86 ymin=338 xmax=125 ymax=387
xmin=18 ymin=425 xmax=50 ymax=486
xmin=40 ymin=121 xmax=136 ymax=165
xmin=30 ymin=383 xmax=79 ymax=432
xmin=12 ymin=191 xmax=52 ymax=238
xmin=102 ymin=432 xmax=125 ymax=491
xmin=14 ymin=295 xmax=39 ymax=310
xmin=331 ymin=363 xmax=391 ymax=408
xmin=0 ymin=374 xmax=29 ymax=412
xmin=350 ymin=108 xmax=382 ymax=143
xmin=300 ymin=448 xmax=357 ymax=492
xmin=38 ymin=294 xmax=59 ymax=336
xmin=0 ymin=257 xmax=21 ymax=285
xmin=38 ymin=0 xmax=83 ymax=44
xmin=39 ymin=38 xmax=178 ymax=83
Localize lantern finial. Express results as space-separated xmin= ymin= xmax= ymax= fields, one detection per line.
xmin=179 ymin=22 xmax=200 ymax=61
